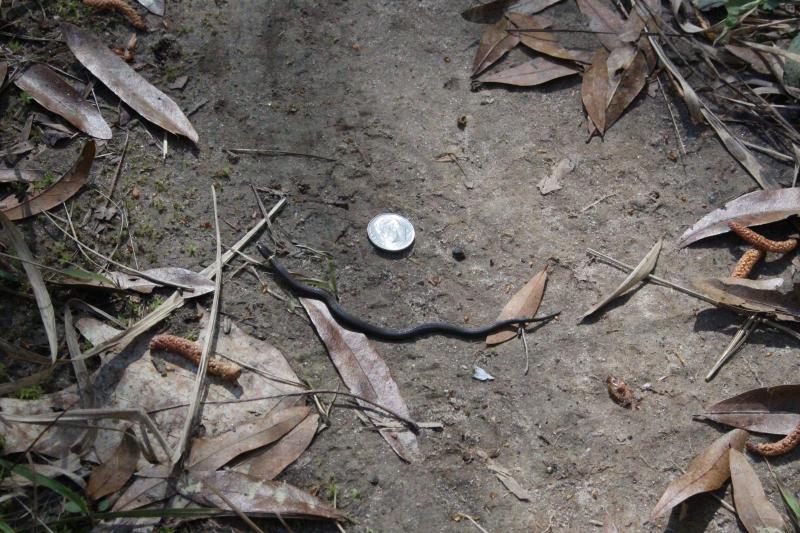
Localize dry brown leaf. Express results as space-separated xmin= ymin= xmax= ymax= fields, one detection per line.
xmin=605 ymin=50 xmax=648 ymax=129
xmin=582 ymin=49 xmax=610 ymax=133
xmin=0 ymin=141 xmax=95 ymax=220
xmin=478 ymin=57 xmax=579 ymax=87
xmin=698 ymin=385 xmax=800 ymax=436
xmin=86 ymin=427 xmax=140 ymax=500
xmin=473 ymin=19 xmax=520 ymax=76
xmin=692 ymin=277 xmax=800 ymax=322
xmin=301 ymin=297 xmax=419 ymax=462
xmin=62 ymin=24 xmax=198 ymax=143
xmin=487 ymin=460 xmax=531 ymax=501
xmin=582 ymin=239 xmax=661 ymax=320
xmin=111 ymin=464 xmax=173 ymax=512
xmin=181 ymin=470 xmax=345 ymax=521
xmin=677 ymin=188 xmax=800 ymax=248
xmin=462 ymin=0 xmax=563 ymax=23
xmin=14 ymin=63 xmax=112 ymax=139
xmin=486 ymin=267 xmax=547 ymax=345
xmin=508 ymin=13 xmax=591 ymax=63
xmin=729 ymin=448 xmax=786 ymax=533
xmin=606 ymin=44 xmax=637 ymax=99
xmin=237 ymin=413 xmax=319 ymax=480
xmin=187 ymin=406 xmax=310 ymax=472
xmin=576 ymin=0 xmax=626 ymax=50
xmin=651 ymin=429 xmax=748 ymax=520
xmin=0 ymin=61 xmax=7 ymax=85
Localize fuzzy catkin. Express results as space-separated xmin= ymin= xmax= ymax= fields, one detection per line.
xmin=728 ymin=221 xmax=798 ymax=254
xmin=747 ymin=423 xmax=800 ymax=456
xmin=83 ymin=0 xmax=147 ymax=30
xmin=149 ymin=334 xmax=241 ymax=382
xmin=731 ymin=248 xmax=763 ymax=278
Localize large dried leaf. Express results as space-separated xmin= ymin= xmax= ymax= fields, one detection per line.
xmin=60 ymin=266 xmax=215 ymax=296
xmin=606 ymin=45 xmax=637 ymax=98
xmin=692 ymin=277 xmax=800 ymax=322
xmin=237 ymin=413 xmax=319 ymax=480
xmin=677 ymin=188 xmax=800 ymax=248
xmin=187 ymin=405 xmax=310 ymax=472
xmin=181 ymin=470 xmax=344 ymax=521
xmin=582 ymin=49 xmax=610 ymax=133
xmin=112 ymin=464 xmax=173 ymax=512
xmin=0 ymin=141 xmax=95 ymax=220
xmin=581 ymin=239 xmax=661 ymax=320
xmin=86 ymin=427 xmax=140 ymax=500
xmin=62 ymin=24 xmax=198 ymax=143
xmin=462 ymin=0 xmax=563 ymax=23
xmin=729 ymin=448 xmax=786 ymax=533
xmin=698 ymin=385 xmax=800 ymax=436
xmin=478 ymin=57 xmax=579 ymax=87
xmin=651 ymin=429 xmax=748 ymax=520
xmin=301 ymin=298 xmax=419 ymax=462
xmin=473 ymin=19 xmax=520 ymax=77
xmin=14 ymin=63 xmax=111 ymax=139
xmin=576 ymin=0 xmax=625 ymax=50
xmin=0 ymin=212 xmax=58 ymax=362
xmin=605 ymin=50 xmax=648 ymax=129
xmin=486 ymin=267 xmax=547 ymax=345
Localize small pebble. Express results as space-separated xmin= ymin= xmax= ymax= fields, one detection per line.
xmin=369 ymin=475 xmax=379 ymax=485
xmin=131 ymin=186 xmax=140 ymax=199
xmin=452 ymin=247 xmax=466 ymax=261
xmin=457 ymin=115 xmax=467 ymax=129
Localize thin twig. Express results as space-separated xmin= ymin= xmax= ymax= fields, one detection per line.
xmin=454 ymin=513 xmax=491 ymax=533
xmin=705 ymin=314 xmax=758 ymax=381
xmin=521 ymin=328 xmax=530 ymax=376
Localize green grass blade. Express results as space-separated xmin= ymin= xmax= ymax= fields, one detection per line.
xmin=769 ymin=463 xmax=800 ymax=531
xmin=0 ymin=520 xmax=16 ymax=533
xmin=0 ymin=459 xmax=90 ymax=517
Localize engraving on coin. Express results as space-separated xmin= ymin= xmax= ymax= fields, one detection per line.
xmin=367 ymin=213 xmax=415 ymax=252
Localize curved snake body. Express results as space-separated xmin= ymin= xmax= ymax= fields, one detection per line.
xmin=258 ymin=244 xmax=557 ymax=341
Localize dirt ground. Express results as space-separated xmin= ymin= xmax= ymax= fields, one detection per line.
xmin=4 ymin=0 xmax=800 ymax=531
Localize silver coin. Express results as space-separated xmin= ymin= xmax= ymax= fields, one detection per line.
xmin=367 ymin=213 xmax=415 ymax=252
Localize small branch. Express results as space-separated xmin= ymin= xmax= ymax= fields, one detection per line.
xmin=225 ymin=148 xmax=336 ymax=162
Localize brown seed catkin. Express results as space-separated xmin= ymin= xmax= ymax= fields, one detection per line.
xmin=731 ymin=248 xmax=763 ymax=278
xmin=149 ymin=334 xmax=241 ymax=382
xmin=728 ymin=221 xmax=798 ymax=253
xmin=746 ymin=422 xmax=800 ymax=456
xmin=83 ymin=0 xmax=147 ymax=30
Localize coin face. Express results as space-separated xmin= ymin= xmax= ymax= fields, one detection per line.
xmin=367 ymin=213 xmax=415 ymax=252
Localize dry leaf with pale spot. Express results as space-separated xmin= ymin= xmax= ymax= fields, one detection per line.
xmin=1 ymin=141 xmax=95 ymax=220
xmin=478 ymin=57 xmax=579 ymax=87
xmin=14 ymin=63 xmax=112 ymax=139
xmin=729 ymin=448 xmax=786 ymax=533
xmin=487 ymin=267 xmax=548 ymax=345
xmin=651 ymin=429 xmax=748 ymax=520
xmin=86 ymin=428 xmax=140 ymax=500
xmin=581 ymin=239 xmax=661 ymax=320
xmin=462 ymin=0 xmax=564 ymax=23
xmin=62 ymin=24 xmax=198 ymax=143
xmin=698 ymin=385 xmax=800 ymax=436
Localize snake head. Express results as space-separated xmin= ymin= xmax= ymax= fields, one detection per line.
xmin=256 ymin=243 xmax=275 ymax=260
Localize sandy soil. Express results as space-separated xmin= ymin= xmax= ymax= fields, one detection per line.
xmin=4 ymin=0 xmax=800 ymax=531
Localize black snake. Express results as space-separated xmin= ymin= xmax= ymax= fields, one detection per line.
xmin=258 ymin=244 xmax=558 ymax=341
